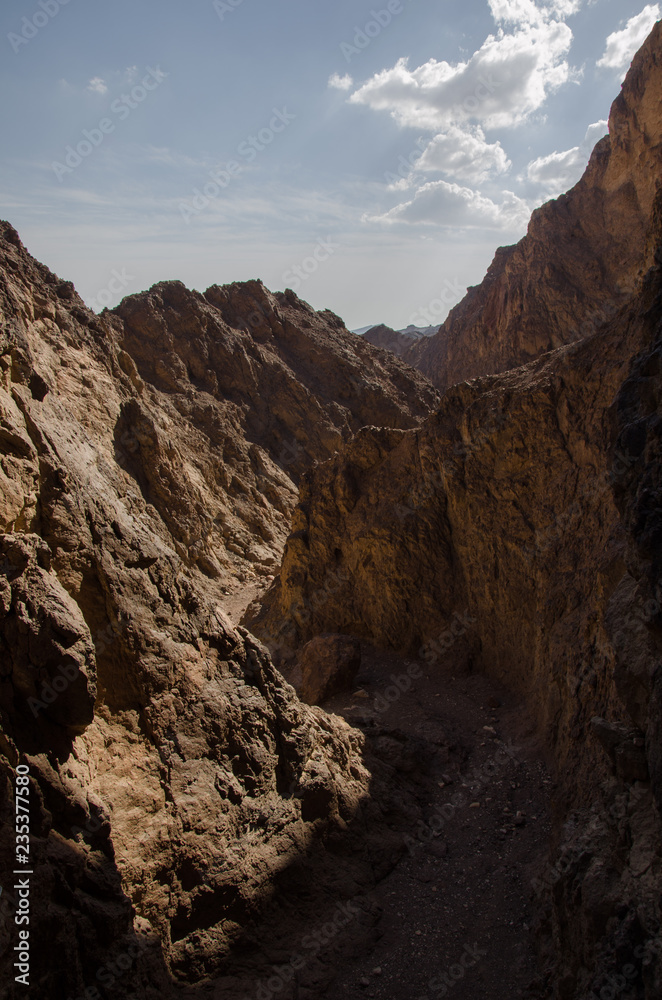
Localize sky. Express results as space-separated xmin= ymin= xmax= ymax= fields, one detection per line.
xmin=0 ymin=0 xmax=659 ymax=331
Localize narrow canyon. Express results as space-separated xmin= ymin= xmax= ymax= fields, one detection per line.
xmin=2 ymin=21 xmax=662 ymax=1000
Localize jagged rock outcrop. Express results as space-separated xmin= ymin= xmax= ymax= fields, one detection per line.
xmin=405 ymin=22 xmax=662 ymax=390
xmin=105 ymin=277 xmax=437 ymax=604
xmin=250 ymin=221 xmax=662 ymax=1000
xmin=0 ymin=222 xmax=437 ymax=998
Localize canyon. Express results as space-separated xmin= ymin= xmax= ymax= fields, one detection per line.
xmin=1 ymin=19 xmax=662 ymax=1000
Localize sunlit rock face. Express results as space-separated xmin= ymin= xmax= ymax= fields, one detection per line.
xmin=406 ymin=23 xmax=662 ymax=391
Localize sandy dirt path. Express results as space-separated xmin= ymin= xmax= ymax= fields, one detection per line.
xmin=318 ymin=646 xmax=554 ymax=1000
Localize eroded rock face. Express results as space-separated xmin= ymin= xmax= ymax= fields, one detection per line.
xmin=249 ymin=245 xmax=662 ymax=1000
xmin=101 ymin=279 xmax=436 ymax=603
xmin=0 ymin=533 xmax=96 ymax=736
xmin=249 ymin=285 xmax=658 ymax=795
xmin=0 ymin=221 xmax=416 ymax=997
xmin=611 ymin=254 xmax=662 ymax=814
xmin=114 ymin=279 xmax=438 ymax=477
xmin=406 ymin=23 xmax=662 ymax=390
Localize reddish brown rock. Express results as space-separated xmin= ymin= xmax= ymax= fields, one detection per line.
xmin=105 ymin=278 xmax=437 ymax=606
xmin=406 ymin=22 xmax=662 ymax=390
xmin=0 ymin=222 xmax=390 ymax=997
xmin=0 ymin=533 xmax=96 ymax=736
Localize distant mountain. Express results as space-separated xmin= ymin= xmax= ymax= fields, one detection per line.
xmin=356 ymin=322 xmax=440 ymax=358
xmin=398 ymin=323 xmax=439 ymax=338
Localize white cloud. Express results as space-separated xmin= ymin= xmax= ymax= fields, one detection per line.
xmin=488 ymin=0 xmax=582 ymax=21
xmin=597 ymin=4 xmax=660 ymax=72
xmin=365 ymin=179 xmax=530 ymax=230
xmin=544 ymin=0 xmax=583 ymax=16
xmin=328 ymin=72 xmax=354 ymax=91
xmin=87 ymin=77 xmax=108 ymax=95
xmin=348 ymin=13 xmax=574 ymax=131
xmin=526 ymin=119 xmax=608 ymax=197
xmin=413 ymin=126 xmax=511 ymax=184
xmin=488 ymin=0 xmax=542 ymax=25
xmin=349 ymin=1 xmax=586 ymax=232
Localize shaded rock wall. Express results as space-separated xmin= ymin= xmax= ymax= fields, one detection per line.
xmin=248 ymin=212 xmax=662 ymax=1000
xmin=248 ymin=272 xmax=659 ymax=793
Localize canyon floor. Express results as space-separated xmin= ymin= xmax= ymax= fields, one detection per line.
xmin=274 ymin=647 xmax=555 ymax=1000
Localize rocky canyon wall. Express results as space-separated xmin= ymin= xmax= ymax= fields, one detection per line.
xmin=406 ymin=22 xmax=662 ymax=391
xmin=0 ymin=223 xmax=438 ymax=998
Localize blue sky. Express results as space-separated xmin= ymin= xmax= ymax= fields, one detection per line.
xmin=0 ymin=0 xmax=658 ymax=330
